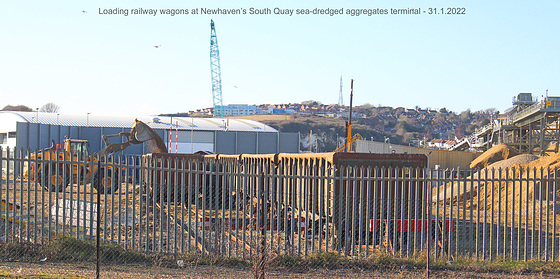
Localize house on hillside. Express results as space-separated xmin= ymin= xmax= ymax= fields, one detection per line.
xmin=427 ymin=139 xmax=456 ymax=150
xmin=428 ymin=139 xmax=445 ymax=149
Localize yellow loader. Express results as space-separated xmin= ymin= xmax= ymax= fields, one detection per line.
xmin=25 ymin=119 xmax=167 ymax=193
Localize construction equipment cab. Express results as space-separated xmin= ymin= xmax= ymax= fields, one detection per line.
xmin=26 ymin=138 xmax=95 ymax=193
xmin=66 ymin=139 xmax=90 ymax=157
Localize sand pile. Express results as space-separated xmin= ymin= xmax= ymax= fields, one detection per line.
xmin=526 ymin=152 xmax=560 ymax=170
xmin=434 ymin=148 xmax=560 ymax=229
xmin=544 ymin=141 xmax=559 ymax=153
xmin=485 ymin=154 xmax=539 ymax=170
xmin=433 ymin=154 xmax=540 ymax=203
xmin=469 ymin=144 xmax=518 ymax=169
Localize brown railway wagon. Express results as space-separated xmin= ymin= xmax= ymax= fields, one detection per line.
xmin=143 ymin=152 xmax=427 ymax=211
xmin=324 ymin=153 xmax=427 ymax=249
xmin=143 ymin=152 xmax=427 ymax=244
xmin=203 ymin=153 xmax=427 ymax=236
xmin=142 ymin=152 xmax=240 ymax=208
xmin=327 ymin=153 xmax=427 ymax=231
xmin=142 ymin=153 xmax=207 ymax=204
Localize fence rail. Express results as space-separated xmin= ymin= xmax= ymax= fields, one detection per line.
xmin=1 ymin=148 xmax=559 ymax=262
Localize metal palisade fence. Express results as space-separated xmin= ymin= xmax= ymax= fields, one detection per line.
xmin=1 ymin=147 xmax=560 ymax=266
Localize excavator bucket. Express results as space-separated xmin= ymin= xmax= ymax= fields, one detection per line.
xmin=130 ymin=119 xmax=168 ymax=153
xmin=97 ymin=119 xmax=168 ymax=157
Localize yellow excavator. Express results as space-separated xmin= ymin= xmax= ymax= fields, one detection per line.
xmin=26 ymin=119 xmax=167 ymax=193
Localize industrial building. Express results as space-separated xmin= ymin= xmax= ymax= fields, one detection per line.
xmin=0 ymin=111 xmax=299 ymax=155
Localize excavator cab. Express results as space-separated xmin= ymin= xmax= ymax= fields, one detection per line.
xmin=65 ymin=139 xmax=90 ymax=158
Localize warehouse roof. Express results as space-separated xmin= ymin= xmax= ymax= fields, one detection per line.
xmin=0 ymin=112 xmax=277 ymax=132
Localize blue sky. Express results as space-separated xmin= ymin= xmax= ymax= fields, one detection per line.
xmin=1 ymin=1 xmax=558 ymax=116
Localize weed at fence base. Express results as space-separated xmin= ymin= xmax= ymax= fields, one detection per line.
xmin=2 ymin=236 xmax=560 ymax=276
xmin=0 ymin=268 xmax=88 ymax=279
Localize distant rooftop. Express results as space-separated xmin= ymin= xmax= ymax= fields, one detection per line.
xmin=0 ymin=111 xmax=277 ymax=132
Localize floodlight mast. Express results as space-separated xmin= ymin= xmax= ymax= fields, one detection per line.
xmin=210 ymin=19 xmax=224 ymax=118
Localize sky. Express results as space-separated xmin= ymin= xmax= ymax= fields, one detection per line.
xmin=0 ymin=1 xmax=558 ymax=116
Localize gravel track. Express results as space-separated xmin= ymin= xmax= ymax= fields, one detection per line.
xmin=0 ymin=262 xmax=558 ymax=278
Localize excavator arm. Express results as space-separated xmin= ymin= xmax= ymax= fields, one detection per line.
xmin=96 ymin=119 xmax=168 ymax=157
xmin=334 ymin=133 xmax=362 ymax=153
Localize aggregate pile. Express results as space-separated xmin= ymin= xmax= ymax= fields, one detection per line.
xmin=486 ymin=154 xmax=540 ymax=169
xmin=469 ymin=143 xmax=518 ymax=170
xmin=434 ymin=145 xmax=560 ymax=228
xmin=433 ymin=153 xmax=540 ymax=203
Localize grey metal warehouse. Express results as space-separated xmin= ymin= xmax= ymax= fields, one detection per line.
xmin=0 ymin=111 xmax=300 ymax=155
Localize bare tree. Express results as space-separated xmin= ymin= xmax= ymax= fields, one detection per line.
xmin=40 ymin=102 xmax=60 ymax=113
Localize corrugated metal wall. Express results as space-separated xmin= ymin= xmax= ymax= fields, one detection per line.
xmin=279 ymin=132 xmax=299 ymax=153
xmin=356 ymin=140 xmax=479 ymax=169
xmin=14 ymin=122 xmax=299 ymax=155
xmin=257 ymin=132 xmax=277 ymax=154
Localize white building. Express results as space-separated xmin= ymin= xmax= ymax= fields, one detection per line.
xmin=215 ymin=104 xmax=258 ymax=116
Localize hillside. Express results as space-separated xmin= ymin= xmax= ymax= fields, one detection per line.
xmin=229 ymin=114 xmax=383 ymax=152
xmin=228 ymin=105 xmax=496 ymax=152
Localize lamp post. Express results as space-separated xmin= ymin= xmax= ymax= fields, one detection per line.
xmin=336 ymin=133 xmax=339 ymax=148
xmin=36 ymin=108 xmax=39 ymax=123
xmin=87 ymin=113 xmax=91 ymax=127
xmin=384 ymin=137 xmax=391 ymax=153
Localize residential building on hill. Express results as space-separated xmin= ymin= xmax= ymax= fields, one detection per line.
xmin=215 ymin=104 xmax=258 ymax=116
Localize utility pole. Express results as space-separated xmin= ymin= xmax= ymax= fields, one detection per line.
xmin=345 ymin=79 xmax=354 ymax=152
xmin=309 ymin=130 xmax=313 ymax=152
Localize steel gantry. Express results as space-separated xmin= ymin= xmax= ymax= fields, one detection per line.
xmin=450 ymin=93 xmax=560 ymax=155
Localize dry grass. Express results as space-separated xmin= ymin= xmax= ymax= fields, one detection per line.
xmin=2 ymin=239 xmax=560 ymax=278
xmin=2 ymin=246 xmax=560 ymax=278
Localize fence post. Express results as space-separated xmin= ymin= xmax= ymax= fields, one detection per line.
xmin=96 ymin=158 xmax=101 ymax=279
xmin=426 ymin=167 xmax=430 ymax=278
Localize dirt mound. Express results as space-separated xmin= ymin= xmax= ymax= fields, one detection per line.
xmin=433 ymin=154 xmax=540 ymax=204
xmin=469 ymin=144 xmax=518 ymax=170
xmin=526 ymin=152 xmax=560 ymax=170
xmin=485 ymin=154 xmax=539 ymax=170
xmin=434 ymin=148 xmax=560 ymax=231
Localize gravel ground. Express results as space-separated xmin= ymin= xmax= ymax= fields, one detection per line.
xmin=0 ymin=262 xmax=558 ymax=279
